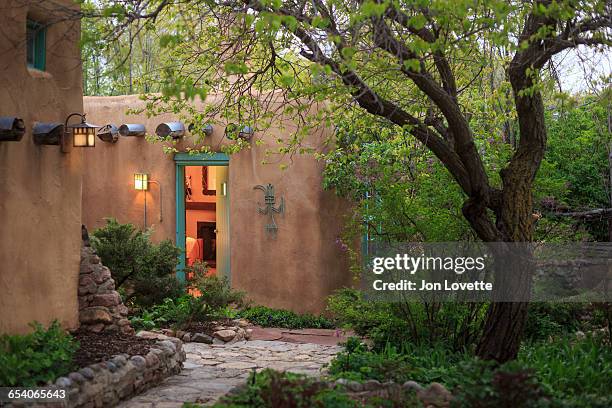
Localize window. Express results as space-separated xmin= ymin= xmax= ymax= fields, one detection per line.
xmin=26 ymin=19 xmax=46 ymax=71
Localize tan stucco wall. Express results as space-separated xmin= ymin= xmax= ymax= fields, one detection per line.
xmin=82 ymin=95 xmax=351 ymax=313
xmin=0 ymin=1 xmax=83 ymax=334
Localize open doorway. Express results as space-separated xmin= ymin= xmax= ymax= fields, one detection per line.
xmin=175 ymin=153 xmax=230 ymax=283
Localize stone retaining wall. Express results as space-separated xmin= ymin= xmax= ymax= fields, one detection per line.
xmin=78 ymin=226 xmax=133 ymax=335
xmin=10 ymin=337 xmax=185 ymax=408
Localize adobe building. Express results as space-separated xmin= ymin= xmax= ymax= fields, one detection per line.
xmin=81 ymin=95 xmax=351 ymax=314
xmin=0 ymin=0 xmax=83 ymax=334
xmin=0 ymin=1 xmax=350 ymax=334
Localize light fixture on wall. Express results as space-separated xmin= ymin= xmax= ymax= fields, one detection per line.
xmin=155 ymin=122 xmax=185 ymax=139
xmin=134 ymin=172 xmax=162 ymax=228
xmin=0 ymin=116 xmax=25 ymax=142
xmin=134 ymin=173 xmax=149 ymax=190
xmin=97 ymin=124 xmax=119 ymax=143
xmin=64 ymin=113 xmax=98 ymax=151
xmin=220 ymin=182 xmax=228 ymax=197
xmin=119 ymin=124 xmax=146 ymax=137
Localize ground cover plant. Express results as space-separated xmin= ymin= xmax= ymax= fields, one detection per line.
xmin=239 ymin=306 xmax=335 ymax=330
xmin=0 ymin=321 xmax=78 ymax=387
xmin=130 ymin=265 xmax=245 ymax=331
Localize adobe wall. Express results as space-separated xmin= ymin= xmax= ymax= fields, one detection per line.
xmin=0 ymin=1 xmax=83 ymax=333
xmin=82 ymin=94 xmax=351 ymax=313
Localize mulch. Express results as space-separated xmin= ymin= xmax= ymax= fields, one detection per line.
xmin=182 ymin=318 xmax=235 ymax=337
xmin=71 ymin=329 xmax=157 ymax=368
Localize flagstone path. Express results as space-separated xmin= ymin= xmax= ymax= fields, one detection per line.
xmin=118 ymin=339 xmax=342 ymax=407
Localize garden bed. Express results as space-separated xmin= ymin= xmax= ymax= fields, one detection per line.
xmin=71 ymin=329 xmax=156 ymax=368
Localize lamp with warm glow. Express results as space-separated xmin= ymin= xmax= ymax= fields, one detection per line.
xmin=134 ymin=173 xmax=149 ymax=191
xmin=65 ymin=113 xmax=98 ymax=148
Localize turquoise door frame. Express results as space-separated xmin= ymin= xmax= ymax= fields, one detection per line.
xmin=174 ymin=152 xmax=230 ymax=282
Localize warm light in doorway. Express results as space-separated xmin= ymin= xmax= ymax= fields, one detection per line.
xmin=134 ymin=173 xmax=149 ymax=191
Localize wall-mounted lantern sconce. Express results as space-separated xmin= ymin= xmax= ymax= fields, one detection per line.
xmin=97 ymin=124 xmax=119 ymax=143
xmin=220 ymin=182 xmax=228 ymax=197
xmin=66 ymin=113 xmax=98 ymax=150
xmin=119 ymin=124 xmax=146 ymax=137
xmin=134 ymin=173 xmax=149 ymax=190
xmin=188 ymin=123 xmax=213 ymax=136
xmin=0 ymin=116 xmax=26 ymax=142
xmin=155 ymin=122 xmax=185 ymax=139
xmin=134 ymin=172 xmax=162 ymax=228
xmin=33 ymin=122 xmax=64 ymax=145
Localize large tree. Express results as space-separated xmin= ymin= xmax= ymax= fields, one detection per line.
xmin=88 ymin=0 xmax=612 ymax=362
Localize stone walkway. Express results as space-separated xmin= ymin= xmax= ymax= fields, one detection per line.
xmin=118 ymin=340 xmax=342 ymax=407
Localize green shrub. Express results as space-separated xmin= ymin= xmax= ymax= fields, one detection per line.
xmin=451 ymin=359 xmax=550 ymax=408
xmin=240 ymin=306 xmax=334 ymax=329
xmin=214 ymin=369 xmax=359 ymax=408
xmin=327 ymin=288 xmax=486 ymax=351
xmin=328 ymin=338 xmax=415 ymax=383
xmin=523 ymin=303 xmax=589 ymax=341
xmin=129 ymin=295 xmax=194 ymax=330
xmin=518 ymin=337 xmax=612 ymax=404
xmin=0 ymin=321 xmax=78 ymax=386
xmin=91 ymin=218 xmax=183 ymax=307
xmin=186 ymin=272 xmax=245 ymax=324
xmin=130 ymin=272 xmax=244 ymax=330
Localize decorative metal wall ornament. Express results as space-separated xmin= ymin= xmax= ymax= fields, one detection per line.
xmin=254 ymin=183 xmax=284 ymax=234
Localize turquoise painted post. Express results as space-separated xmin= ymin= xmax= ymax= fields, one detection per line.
xmin=175 ymin=164 xmax=186 ymax=282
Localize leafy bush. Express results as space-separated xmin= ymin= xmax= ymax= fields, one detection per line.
xmin=186 ymin=272 xmax=245 ymax=324
xmin=91 ymin=218 xmax=183 ymax=307
xmin=328 ymin=338 xmax=415 ymax=383
xmin=240 ymin=306 xmax=334 ymax=329
xmin=451 ymin=359 xmax=550 ymax=408
xmin=523 ymin=303 xmax=589 ymax=341
xmin=327 ymin=288 xmax=486 ymax=351
xmin=130 ymin=272 xmax=244 ymax=330
xmin=0 ymin=321 xmax=78 ymax=386
xmin=129 ymin=295 xmax=194 ymax=330
xmin=518 ymin=337 xmax=612 ymax=405
xmin=215 ymin=369 xmax=359 ymax=408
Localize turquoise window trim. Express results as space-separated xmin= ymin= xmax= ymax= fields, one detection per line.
xmin=174 ymin=152 xmax=230 ymax=281
xmin=26 ymin=20 xmax=46 ymax=71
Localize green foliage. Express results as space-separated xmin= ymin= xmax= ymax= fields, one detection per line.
xmin=187 ymin=269 xmax=245 ymax=323
xmin=91 ymin=218 xmax=183 ymax=307
xmin=0 ymin=321 xmax=78 ymax=387
xmin=518 ymin=337 xmax=612 ymax=404
xmin=129 ymin=295 xmax=194 ymax=330
xmin=327 ymin=336 xmax=612 ymax=407
xmin=523 ymin=303 xmax=590 ymax=341
xmin=451 ymin=359 xmax=550 ymax=408
xmin=239 ymin=306 xmax=334 ymax=329
xmin=327 ymin=288 xmax=486 ymax=351
xmin=328 ymin=338 xmax=415 ymax=383
xmin=214 ymin=369 xmax=359 ymax=408
xmin=130 ymin=268 xmax=244 ymax=330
